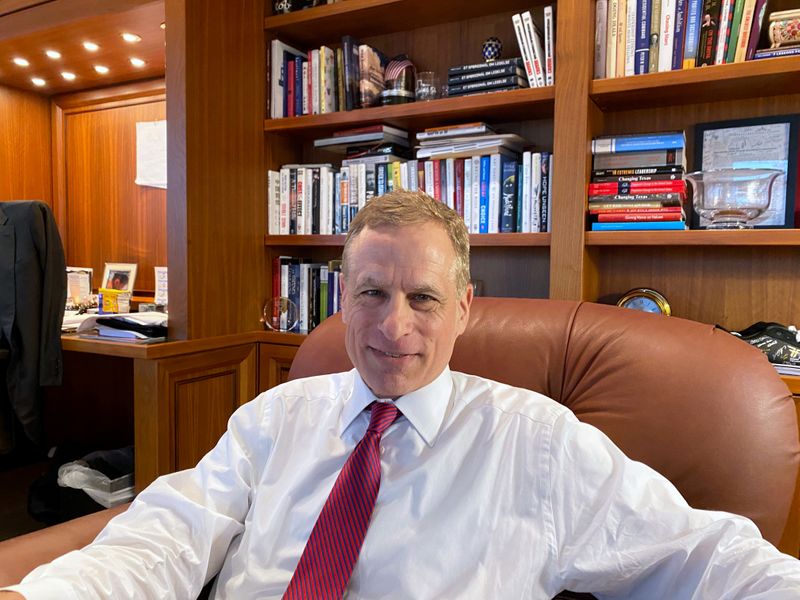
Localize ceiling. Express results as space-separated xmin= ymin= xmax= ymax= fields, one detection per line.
xmin=0 ymin=0 xmax=164 ymax=95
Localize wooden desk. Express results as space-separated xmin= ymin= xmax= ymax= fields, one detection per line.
xmin=60 ymin=331 xmax=303 ymax=490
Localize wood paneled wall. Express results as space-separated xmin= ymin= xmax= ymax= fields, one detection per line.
xmin=53 ymin=82 xmax=166 ymax=293
xmin=0 ymin=84 xmax=51 ymax=204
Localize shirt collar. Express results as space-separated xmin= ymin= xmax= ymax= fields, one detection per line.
xmin=339 ymin=367 xmax=454 ymax=447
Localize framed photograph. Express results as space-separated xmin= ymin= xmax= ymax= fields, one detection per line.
xmin=693 ymin=114 xmax=799 ymax=229
xmin=102 ymin=263 xmax=138 ymax=293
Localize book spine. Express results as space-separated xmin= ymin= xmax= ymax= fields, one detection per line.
xmin=634 ymin=0 xmax=652 ymax=74
xmin=590 ymin=205 xmax=684 ymax=213
xmin=445 ymin=159 xmax=455 ymax=209
xmin=753 ymin=46 xmax=800 ymax=58
xmin=516 ymin=163 xmax=524 ymax=232
xmin=488 ymin=154 xmax=501 ymax=233
xmin=593 ymin=165 xmax=684 ymax=176
xmin=279 ymin=168 xmax=290 ymax=234
xmin=588 ymin=200 xmax=678 ymax=208
xmin=616 ymin=0 xmax=629 ymax=76
xmin=447 ymin=65 xmax=524 ymax=83
xmin=682 ymin=0 xmax=704 ymax=67
xmin=455 ymin=158 xmax=465 ymax=218
xmin=448 ymin=76 xmax=526 ymax=94
xmin=479 ymin=156 xmax=491 ymax=234
xmin=745 ymin=0 xmax=769 ymax=60
xmin=432 ymin=159 xmax=442 ymax=201
xmin=625 ymin=0 xmax=639 ymax=75
xmin=596 ymin=212 xmax=683 ymax=221
xmin=734 ymin=0 xmax=757 ymax=62
xmin=311 ymin=49 xmax=321 ymax=115
xmin=671 ymin=0 xmax=688 ymax=70
xmin=608 ymin=0 xmax=620 ymax=77
xmin=268 ymin=170 xmax=279 ymax=235
xmin=591 ymin=220 xmax=686 ymax=230
xmin=531 ymin=152 xmax=542 ymax=232
xmin=286 ymin=59 xmax=296 ymax=117
xmin=471 ymin=156 xmax=481 ymax=233
xmin=311 ymin=168 xmax=321 ymax=235
xmin=714 ymin=0 xmax=734 ymax=64
xmin=522 ymin=151 xmax=532 ymax=232
xmin=295 ymin=58 xmax=304 ymax=116
xmin=448 ymin=57 xmax=523 ymax=74
xmin=649 ymin=0 xmax=663 ymax=71
xmin=513 ymin=13 xmax=538 ymax=87
xmin=697 ymin=0 xmax=722 ymax=66
xmin=592 ymin=148 xmax=684 ymax=169
xmin=463 ymin=158 xmax=472 ymax=231
xmin=595 ymin=0 xmax=609 ymax=78
xmin=500 ymin=158 xmax=518 ymax=232
xmin=289 ymin=167 xmax=298 ymax=234
xmin=592 ymin=172 xmax=683 ymax=182
xmin=592 ymin=133 xmax=685 ymax=153
xmin=339 ymin=167 xmax=350 ymax=233
xmin=725 ymin=0 xmax=746 ymax=63
xmin=523 ymin=11 xmax=546 ymax=87
xmin=544 ymin=5 xmax=555 ymax=85
xmin=658 ymin=0 xmax=677 ymax=71
xmin=588 ymin=191 xmax=685 ymax=202
xmin=588 ymin=181 xmax=686 ymax=193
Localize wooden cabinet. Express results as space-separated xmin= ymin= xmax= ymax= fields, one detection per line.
xmin=258 ymin=341 xmax=301 ymax=394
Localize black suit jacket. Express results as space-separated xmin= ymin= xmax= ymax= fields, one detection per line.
xmin=0 ymin=201 xmax=66 ymax=443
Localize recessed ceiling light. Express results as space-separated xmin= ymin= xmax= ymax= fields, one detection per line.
xmin=45 ymin=49 xmax=62 ymax=59
xmin=12 ymin=57 xmax=30 ymax=67
xmin=121 ymin=32 xmax=142 ymax=43
xmin=93 ymin=65 xmax=109 ymax=74
xmin=31 ymin=77 xmax=46 ymax=87
xmin=130 ymin=57 xmax=146 ymax=67
xmin=83 ymin=41 xmax=100 ymax=52
xmin=61 ymin=71 xmax=76 ymax=80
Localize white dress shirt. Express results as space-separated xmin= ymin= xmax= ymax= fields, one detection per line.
xmin=6 ymin=368 xmax=800 ymax=599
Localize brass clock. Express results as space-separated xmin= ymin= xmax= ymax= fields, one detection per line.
xmin=616 ymin=288 xmax=671 ymax=316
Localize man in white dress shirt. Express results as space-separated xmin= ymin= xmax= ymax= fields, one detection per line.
xmin=3 ymin=190 xmax=800 ymax=599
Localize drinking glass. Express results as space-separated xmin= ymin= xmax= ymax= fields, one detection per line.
xmin=415 ymin=71 xmax=441 ymax=101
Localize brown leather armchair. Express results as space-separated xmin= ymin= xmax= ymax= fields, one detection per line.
xmin=1 ymin=298 xmax=798 ymax=589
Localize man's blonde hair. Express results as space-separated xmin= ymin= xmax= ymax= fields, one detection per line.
xmin=342 ymin=190 xmax=471 ymax=295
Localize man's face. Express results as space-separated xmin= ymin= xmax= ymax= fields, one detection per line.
xmin=340 ymin=222 xmax=472 ymax=399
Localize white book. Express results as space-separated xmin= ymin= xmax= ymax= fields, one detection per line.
xmin=424 ymin=160 xmax=435 ymax=197
xmin=607 ymin=0 xmax=619 ymax=78
xmin=463 ymin=158 xmax=472 ymax=232
xmin=488 ymin=153 xmax=501 ymax=234
xmin=357 ymin=163 xmax=367 ymax=209
xmin=407 ymin=160 xmax=418 ymax=191
xmin=658 ymin=0 xmax=677 ymax=72
xmin=531 ymin=152 xmax=542 ymax=233
xmin=296 ymin=167 xmax=306 ymax=235
xmin=268 ymin=170 xmax=280 ymax=235
xmin=327 ymin=170 xmax=335 ymax=233
xmin=715 ymin=0 xmax=734 ymax=65
xmin=269 ymin=39 xmax=306 ymax=119
xmin=546 ymin=154 xmax=553 ymax=232
xmin=544 ymin=5 xmax=555 ymax=85
xmin=306 ymin=168 xmax=315 ymax=234
xmin=624 ymin=0 xmax=637 ymax=75
xmin=311 ymin=48 xmax=321 ymax=115
xmin=444 ymin=158 xmax=454 ymax=209
xmin=279 ymin=168 xmax=290 ymax=235
xmin=301 ymin=61 xmax=309 ymax=115
xmin=320 ymin=166 xmax=330 ymax=235
xmin=522 ymin=11 xmax=546 ymax=87
xmin=512 ymin=13 xmax=538 ymax=87
xmin=280 ymin=263 xmax=289 ymax=329
xmin=595 ymin=0 xmax=609 ymax=78
xmin=400 ymin=161 xmax=409 ymax=190
xmin=471 ymin=156 xmax=481 ymax=234
xmin=522 ymin=151 xmax=532 ymax=232
xmin=320 ymin=46 xmax=336 ymax=113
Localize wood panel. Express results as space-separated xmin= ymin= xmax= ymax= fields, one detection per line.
xmin=258 ymin=343 xmax=298 ymax=393
xmin=166 ymin=0 xmax=266 ymax=340
xmin=133 ymin=343 xmax=257 ymax=489
xmin=595 ymin=246 xmax=800 ymax=329
xmin=779 ymin=376 xmax=800 ymax=558
xmin=60 ymin=95 xmax=166 ymax=293
xmin=0 ymin=1 xmax=164 ymax=94
xmin=0 ymin=83 xmax=51 ymax=203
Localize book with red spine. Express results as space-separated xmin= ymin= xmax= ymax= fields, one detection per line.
xmin=588 ymin=180 xmax=686 ymax=194
xmin=596 ymin=212 xmax=685 ymax=222
xmin=589 ymin=206 xmax=684 ymax=214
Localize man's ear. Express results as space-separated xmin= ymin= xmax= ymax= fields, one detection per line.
xmin=339 ymin=274 xmax=349 ymax=324
xmin=456 ymin=282 xmax=474 ymax=336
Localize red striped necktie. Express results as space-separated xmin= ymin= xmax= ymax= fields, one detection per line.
xmin=283 ymin=401 xmax=400 ymax=600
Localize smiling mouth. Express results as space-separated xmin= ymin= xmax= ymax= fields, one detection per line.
xmin=370 ymin=346 xmax=416 ymax=359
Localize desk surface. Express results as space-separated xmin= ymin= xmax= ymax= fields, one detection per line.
xmin=61 ymin=330 xmax=304 ymax=359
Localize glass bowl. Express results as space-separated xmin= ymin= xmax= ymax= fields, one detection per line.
xmin=685 ymin=168 xmax=782 ymax=229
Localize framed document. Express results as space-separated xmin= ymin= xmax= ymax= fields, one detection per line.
xmin=693 ymin=115 xmax=799 ymax=229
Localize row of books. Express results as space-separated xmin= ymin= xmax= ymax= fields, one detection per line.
xmin=510 ymin=6 xmax=556 ymax=88
xmin=446 ymin=59 xmax=529 ymax=97
xmin=272 ymin=257 xmax=342 ymax=333
xmin=269 ymin=37 xmax=387 ymax=119
xmin=267 ymin=151 xmax=553 ymax=236
xmin=587 ymin=131 xmax=688 ymax=231
xmin=594 ymin=0 xmax=775 ymax=79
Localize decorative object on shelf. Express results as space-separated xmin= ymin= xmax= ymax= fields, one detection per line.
xmin=415 ymin=71 xmax=441 ymax=101
xmin=102 ymin=262 xmax=137 ymax=293
xmin=482 ymin=36 xmax=503 ymax=62
xmin=729 ymin=321 xmax=800 ymax=368
xmin=616 ymin=288 xmax=671 ymax=316
xmin=686 ymin=168 xmax=782 ymax=230
xmin=693 ymin=115 xmax=799 ymax=229
xmin=768 ymin=9 xmax=800 ymax=48
xmin=273 ymin=0 xmax=293 ymax=14
xmin=262 ymin=297 xmax=299 ymax=332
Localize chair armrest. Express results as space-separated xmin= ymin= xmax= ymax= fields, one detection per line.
xmin=0 ymin=504 xmax=128 ymax=587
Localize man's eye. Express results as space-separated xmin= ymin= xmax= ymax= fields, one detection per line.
xmin=362 ymin=290 xmax=382 ymax=297
xmin=412 ymin=294 xmax=434 ymax=303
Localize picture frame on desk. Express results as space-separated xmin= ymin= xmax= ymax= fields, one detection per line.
xmin=103 ymin=262 xmax=138 ymax=293
xmin=692 ymin=114 xmax=799 ymax=229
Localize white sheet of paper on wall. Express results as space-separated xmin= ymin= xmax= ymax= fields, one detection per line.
xmin=154 ymin=266 xmax=168 ymax=307
xmin=135 ymin=120 xmax=167 ymax=189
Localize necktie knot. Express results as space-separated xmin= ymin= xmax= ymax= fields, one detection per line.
xmin=367 ymin=402 xmax=399 ymax=436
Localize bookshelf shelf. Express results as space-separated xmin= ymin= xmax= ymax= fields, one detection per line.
xmin=590 ymin=56 xmax=800 ymax=111
xmin=585 ymin=229 xmax=800 ymax=246
xmin=264 ymin=233 xmax=551 ymax=247
xmin=264 ymin=0 xmax=539 ymax=46
xmin=263 ymin=87 xmax=555 ymax=138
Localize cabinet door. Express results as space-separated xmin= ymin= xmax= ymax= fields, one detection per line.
xmin=258 ymin=343 xmax=298 ymax=393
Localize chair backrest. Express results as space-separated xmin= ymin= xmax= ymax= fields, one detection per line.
xmin=289 ymin=297 xmax=800 ymax=551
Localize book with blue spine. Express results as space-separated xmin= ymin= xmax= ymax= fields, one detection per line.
xmin=591 ymin=220 xmax=687 ymax=231
xmin=478 ymin=156 xmax=491 ymax=234
xmin=682 ymin=0 xmax=704 ymax=68
xmin=592 ymin=131 xmax=686 ymax=153
xmin=634 ymin=0 xmax=652 ymax=74
xmin=671 ymin=0 xmax=688 ymax=70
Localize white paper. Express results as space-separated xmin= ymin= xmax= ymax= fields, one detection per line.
xmin=135 ymin=120 xmax=167 ymax=189
xmin=701 ymin=123 xmax=790 ymax=227
xmin=66 ymin=267 xmax=93 ymax=302
xmin=154 ymin=266 xmax=168 ymax=307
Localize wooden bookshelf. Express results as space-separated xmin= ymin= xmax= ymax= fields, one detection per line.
xmin=586 ymin=230 xmax=800 ymax=246
xmin=265 ymin=233 xmax=551 ymax=247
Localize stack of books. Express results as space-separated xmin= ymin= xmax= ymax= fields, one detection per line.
xmin=588 ymin=131 xmax=688 ymax=231
xmin=76 ymin=312 xmax=168 ymax=343
xmin=447 ymin=58 xmax=529 ymax=97
xmin=756 ymin=8 xmax=800 ymax=60
xmin=595 ymin=0 xmax=774 ymax=79
xmin=272 ymin=257 xmax=342 ymax=333
xmin=313 ymin=124 xmax=410 ymax=155
xmin=511 ymin=5 xmax=556 ymax=88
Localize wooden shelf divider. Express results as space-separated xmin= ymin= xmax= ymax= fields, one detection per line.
xmin=265 ymin=233 xmax=551 ymax=247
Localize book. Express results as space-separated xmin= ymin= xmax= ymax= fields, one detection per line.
xmin=418 ymin=133 xmax=525 ymax=148
xmin=448 ymin=58 xmax=522 ymax=75
xmin=671 ymin=0 xmax=688 ymax=70
xmin=745 ymin=0 xmax=769 ymax=60
xmin=341 ymin=35 xmax=361 ymax=110
xmin=634 ymin=0 xmax=652 ymax=74
xmin=753 ymin=46 xmax=800 ymax=59
xmin=589 ymin=205 xmax=685 ymax=213
xmin=588 ymin=192 xmax=685 ymax=203
xmin=544 ymin=4 xmax=555 ymax=84
xmin=269 ymin=39 xmax=306 ymax=119
xmin=714 ymin=0 xmax=734 ymax=64
xmin=447 ymin=76 xmax=528 ymax=94
xmin=590 ymin=220 xmax=687 ymax=230
xmin=697 ymin=0 xmax=722 ymax=66
xmin=725 ymin=0 xmax=746 ymax=63
xmin=358 ymin=44 xmax=386 ymax=108
xmin=500 ymin=157 xmax=518 ymax=232
xmin=447 ymin=64 xmax=527 ymax=84
xmin=592 ymin=132 xmax=685 ymax=153
xmin=592 ymin=172 xmax=684 ymax=182
xmin=625 ymin=0 xmax=638 ymax=75
xmin=446 ymin=84 xmax=528 ymax=97
xmin=683 ymin=0 xmax=704 ymax=67
xmin=588 ymin=182 xmax=686 ymax=195
xmin=593 ymin=165 xmax=685 ymax=176
xmin=734 ymin=0 xmax=758 ymax=62
xmin=588 ymin=200 xmax=681 ymax=209
xmin=608 ymin=0 xmax=620 ymax=77
xmin=595 ymin=211 xmax=684 ymax=221
xmin=658 ymin=0 xmax=677 ymax=72
xmin=314 ymin=131 xmax=409 ymax=151
xmin=649 ymin=0 xmax=663 ymax=71
xmin=513 ymin=12 xmax=538 ymax=87
xmin=522 ymin=10 xmax=546 ymax=87
xmin=417 ymin=123 xmax=494 ymax=140
xmin=592 ymin=148 xmax=686 ymax=169
xmin=595 ymin=0 xmax=609 ymax=78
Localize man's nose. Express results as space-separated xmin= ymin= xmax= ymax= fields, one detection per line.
xmin=378 ymin=297 xmax=413 ymax=341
